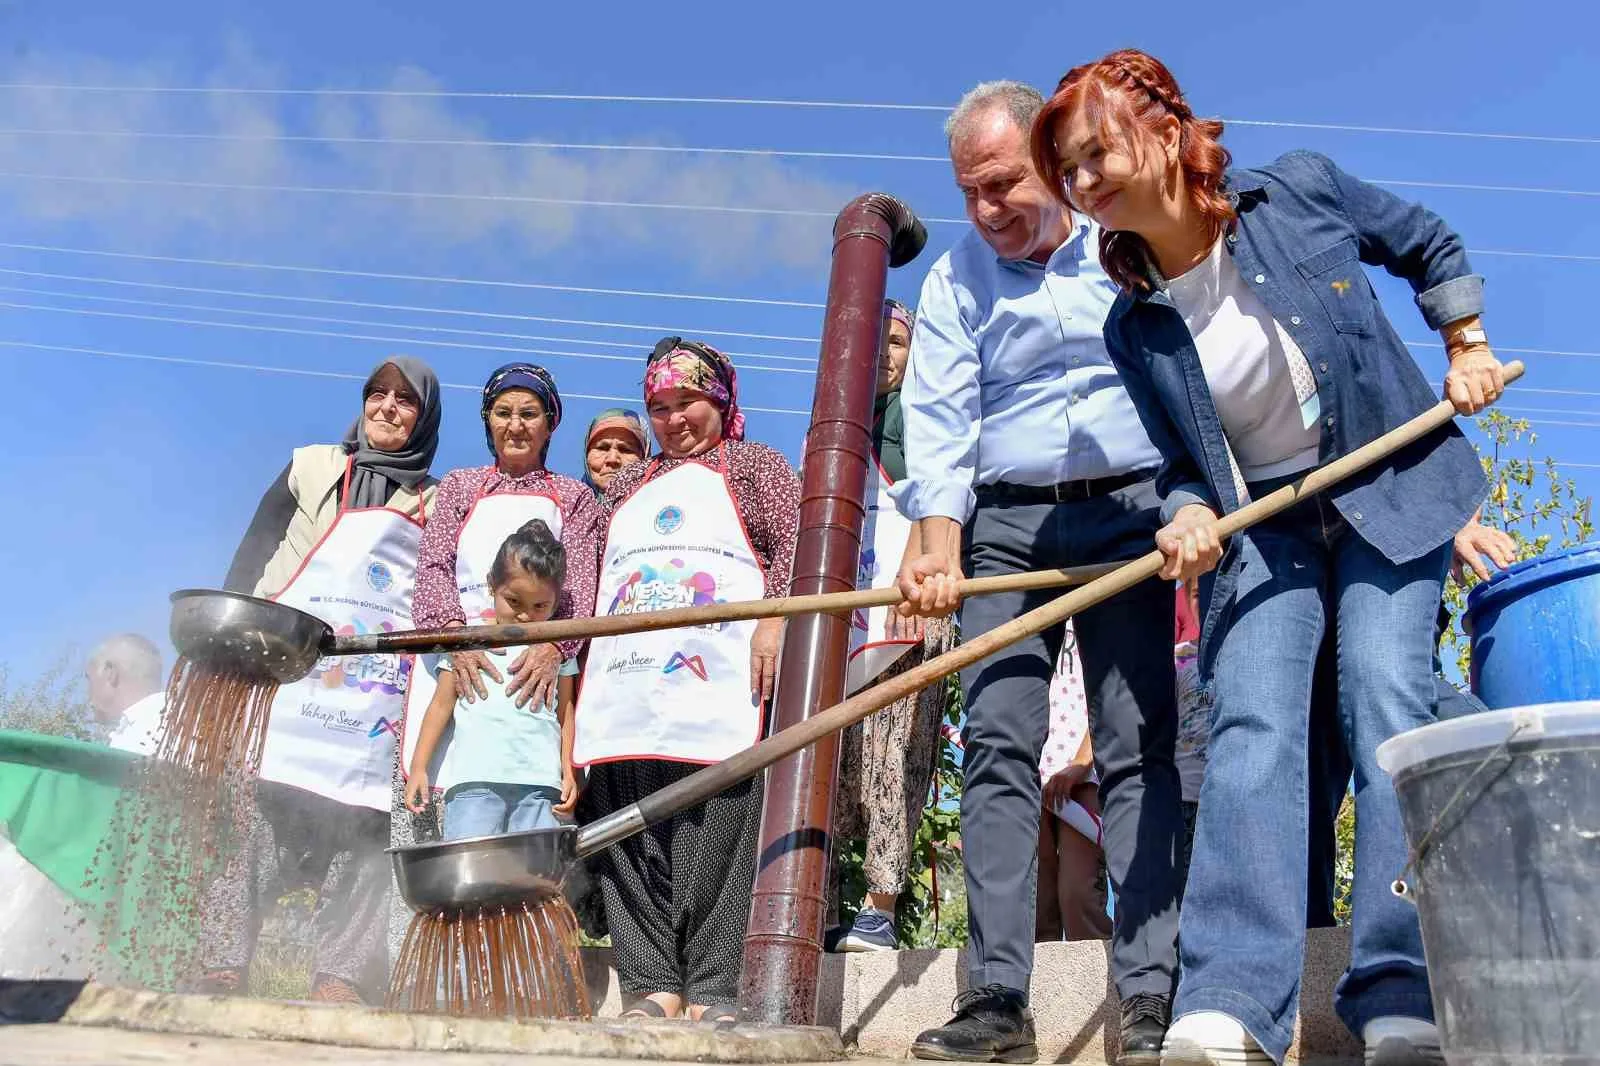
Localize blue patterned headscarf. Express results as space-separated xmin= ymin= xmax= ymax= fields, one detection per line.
xmin=481 ymin=363 xmax=562 ymax=457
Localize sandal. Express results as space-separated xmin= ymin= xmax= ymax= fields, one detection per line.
xmin=194 ymin=968 xmax=246 ymax=996
xmin=310 ymin=974 xmax=365 ymax=1005
xmin=621 ymin=997 xmax=670 ymax=1020
xmin=696 ymin=1004 xmax=740 ymax=1027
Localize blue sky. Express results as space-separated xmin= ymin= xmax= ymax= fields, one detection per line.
xmin=0 ymin=0 xmax=1596 ymax=680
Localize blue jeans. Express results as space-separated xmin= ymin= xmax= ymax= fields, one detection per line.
xmin=1177 ymin=488 xmax=1445 ymax=1063
xmin=442 ymin=783 xmax=562 ymax=840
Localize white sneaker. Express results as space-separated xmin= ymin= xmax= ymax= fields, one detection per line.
xmin=1161 ymin=1011 xmax=1273 ymax=1065
xmin=1362 ymin=1016 xmax=1443 ymax=1065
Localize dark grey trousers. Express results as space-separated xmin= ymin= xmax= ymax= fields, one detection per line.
xmin=958 ymin=479 xmax=1182 ymax=1001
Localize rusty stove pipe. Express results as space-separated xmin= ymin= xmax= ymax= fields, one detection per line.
xmin=739 ymin=193 xmax=926 ymax=1026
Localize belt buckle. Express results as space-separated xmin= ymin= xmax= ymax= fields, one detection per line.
xmin=1052 ymin=480 xmax=1075 ymax=504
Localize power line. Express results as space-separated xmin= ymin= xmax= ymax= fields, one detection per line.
xmin=4 ymin=83 xmax=1600 ymax=145
xmin=0 ymin=338 xmax=814 ymax=415
xmin=1 ymin=164 xmax=1596 ymax=212
xmin=0 ymin=298 xmax=821 ymax=374
xmin=0 ymin=170 xmax=860 ymax=220
xmin=1406 ymin=339 xmax=1600 ymax=360
xmin=1501 ymin=405 xmax=1600 ymax=418
xmin=0 ymin=241 xmax=829 ymax=309
xmin=0 ymin=281 xmax=819 ymax=365
xmin=0 ymin=127 xmax=949 ymax=164
xmin=0 ymin=265 xmax=824 ymax=344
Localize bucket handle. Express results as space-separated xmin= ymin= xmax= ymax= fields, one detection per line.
xmin=1390 ymin=723 xmax=1527 ymax=903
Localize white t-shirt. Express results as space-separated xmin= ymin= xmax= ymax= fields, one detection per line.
xmin=105 ymin=691 xmax=164 ymax=757
xmin=1167 ymin=238 xmax=1321 ymax=482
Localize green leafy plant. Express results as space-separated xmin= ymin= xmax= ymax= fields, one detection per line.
xmin=0 ymin=658 xmax=101 ymax=742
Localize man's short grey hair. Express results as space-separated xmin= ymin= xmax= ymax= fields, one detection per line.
xmin=89 ymin=633 xmax=163 ymax=690
xmin=945 ymin=81 xmax=1046 ymax=145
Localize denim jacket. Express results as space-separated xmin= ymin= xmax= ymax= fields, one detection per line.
xmin=1103 ymin=151 xmax=1488 ymax=657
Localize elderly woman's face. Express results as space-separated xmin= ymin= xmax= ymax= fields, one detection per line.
xmin=487 ymin=388 xmax=552 ymax=469
xmin=363 ymin=364 xmax=421 ymax=452
xmin=647 ymin=388 xmax=723 ymax=459
xmin=586 ymin=429 xmax=645 ymax=490
xmin=877 ymin=319 xmax=912 ymax=397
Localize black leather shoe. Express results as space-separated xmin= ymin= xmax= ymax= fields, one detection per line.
xmin=910 ymin=984 xmax=1038 ymax=1063
xmin=1117 ymin=992 xmax=1171 ymax=1066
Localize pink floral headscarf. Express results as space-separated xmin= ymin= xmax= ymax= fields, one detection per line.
xmin=643 ymin=337 xmax=746 ymax=441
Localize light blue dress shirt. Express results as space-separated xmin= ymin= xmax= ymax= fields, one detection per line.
xmin=894 ymin=219 xmax=1162 ymax=524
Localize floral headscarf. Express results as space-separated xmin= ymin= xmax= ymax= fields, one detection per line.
xmin=884 ymin=298 xmax=915 ymax=334
xmin=643 ymin=337 xmax=745 ymax=442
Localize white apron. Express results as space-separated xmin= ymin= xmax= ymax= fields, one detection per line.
xmin=256 ymin=459 xmax=425 ymax=811
xmin=573 ymin=455 xmax=766 ymax=767
xmin=401 ymin=483 xmax=564 ymax=793
xmin=845 ymin=461 xmax=919 ymax=695
xmin=1038 ymin=621 xmax=1102 ymax=845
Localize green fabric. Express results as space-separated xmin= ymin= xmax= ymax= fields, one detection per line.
xmin=872 ymin=390 xmax=906 ymax=484
xmin=0 ymin=730 xmax=213 ymax=987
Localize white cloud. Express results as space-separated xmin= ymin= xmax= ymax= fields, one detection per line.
xmin=0 ymin=51 xmax=856 ymax=277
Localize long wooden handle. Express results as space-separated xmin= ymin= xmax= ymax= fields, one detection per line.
xmin=577 ymin=364 xmax=1525 ymax=855
xmin=326 ymin=561 xmax=1122 ymax=657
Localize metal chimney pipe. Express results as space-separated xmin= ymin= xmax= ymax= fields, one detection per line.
xmin=739 ymin=193 xmax=926 ymax=1026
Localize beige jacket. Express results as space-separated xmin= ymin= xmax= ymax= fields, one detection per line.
xmin=254 ymin=444 xmax=438 ymax=598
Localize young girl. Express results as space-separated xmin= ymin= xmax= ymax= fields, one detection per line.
xmin=404 ymin=519 xmax=579 ymax=838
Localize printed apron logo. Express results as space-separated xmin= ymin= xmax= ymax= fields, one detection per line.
xmin=307 ymin=620 xmax=410 ymax=695
xmin=663 ymin=651 xmax=709 ymax=680
xmin=366 ymin=559 xmax=394 ymax=593
xmin=367 ymin=716 xmax=401 ymax=739
xmin=653 ymin=505 xmax=685 ymax=535
xmin=607 ymin=559 xmax=720 ymax=618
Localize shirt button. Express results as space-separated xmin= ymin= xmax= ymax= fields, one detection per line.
xmin=1254 ymin=273 xmax=1266 ymax=284
xmin=1318 ymin=362 xmax=1329 ymax=373
xmin=1351 ymin=511 xmax=1364 ymax=521
xmin=1290 ymin=316 xmax=1302 ymax=326
xmin=1325 ymin=416 xmax=1336 ymax=428
xmin=1071 ymin=356 xmax=1081 ymax=366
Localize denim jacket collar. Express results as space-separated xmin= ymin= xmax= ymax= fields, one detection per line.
xmin=1129 ymin=170 xmax=1275 ymax=303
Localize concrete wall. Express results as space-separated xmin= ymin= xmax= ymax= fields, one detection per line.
xmin=581 ymin=927 xmax=1362 ymax=1064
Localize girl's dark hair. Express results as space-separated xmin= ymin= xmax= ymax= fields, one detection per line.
xmin=488 ymin=519 xmax=568 ymax=590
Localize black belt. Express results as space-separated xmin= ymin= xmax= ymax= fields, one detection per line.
xmin=976 ymin=470 xmax=1148 ymax=504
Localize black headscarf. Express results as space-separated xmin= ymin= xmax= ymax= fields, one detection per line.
xmin=343 ymin=356 xmax=442 ymax=509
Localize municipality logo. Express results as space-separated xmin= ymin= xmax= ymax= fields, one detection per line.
xmin=654 ymin=505 xmax=685 ymax=535
xmin=368 ymin=716 xmax=400 ymax=739
xmin=366 ymin=560 xmax=394 ymax=593
xmin=663 ymin=651 xmax=708 ymax=681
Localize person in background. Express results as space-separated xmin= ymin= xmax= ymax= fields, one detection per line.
xmin=405 ymin=520 xmax=579 ymax=838
xmin=210 ymin=355 xmax=442 ymax=1003
xmin=582 ymin=408 xmax=650 ymax=496
xmin=832 ymin=299 xmax=957 ymax=953
xmin=85 ymin=633 xmax=165 ymax=756
xmin=894 ymin=80 xmax=1182 ymax=1066
xmin=1035 ymin=620 xmax=1112 ymax=943
xmin=1034 ymin=49 xmax=1502 ymax=1064
xmin=574 ymin=337 xmax=800 ymax=1023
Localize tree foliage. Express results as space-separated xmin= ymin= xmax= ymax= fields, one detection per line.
xmin=0 ymin=657 xmax=101 ymax=742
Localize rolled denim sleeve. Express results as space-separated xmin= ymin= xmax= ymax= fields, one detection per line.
xmin=892 ymin=262 xmax=982 ymax=523
xmin=1306 ymin=151 xmax=1485 ymax=330
xmin=1103 ymin=312 xmax=1219 ymax=525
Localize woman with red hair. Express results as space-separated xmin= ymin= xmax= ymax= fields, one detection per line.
xmin=1031 ymin=50 xmax=1503 ymax=1065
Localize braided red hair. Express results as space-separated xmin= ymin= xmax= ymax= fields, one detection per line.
xmin=1031 ymin=49 xmax=1234 ymax=293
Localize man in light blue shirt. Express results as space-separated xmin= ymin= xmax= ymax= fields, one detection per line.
xmin=894 ymin=81 xmax=1181 ymax=1066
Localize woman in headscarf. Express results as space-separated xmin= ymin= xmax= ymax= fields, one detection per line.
xmin=205 ymin=356 xmax=442 ymax=1002
xmin=581 ymin=408 xmax=650 ymax=496
xmin=574 ymin=337 xmax=800 ymax=1023
xmin=830 ymin=300 xmax=958 ymax=952
xmin=399 ymin=362 xmax=602 ymax=827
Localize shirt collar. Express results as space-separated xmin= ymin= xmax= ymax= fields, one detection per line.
xmin=992 ymin=214 xmax=1092 ymax=272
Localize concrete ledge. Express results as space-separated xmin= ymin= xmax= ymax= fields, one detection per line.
xmin=810 ymin=927 xmax=1361 ymax=1064
xmin=0 ymin=980 xmax=845 ymax=1064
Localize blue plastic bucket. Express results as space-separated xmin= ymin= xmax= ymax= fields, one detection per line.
xmin=1377 ymin=703 xmax=1600 ymax=1065
xmin=1465 ymin=540 xmax=1600 ymax=709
